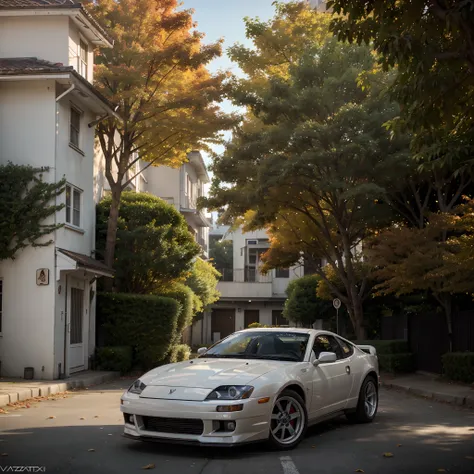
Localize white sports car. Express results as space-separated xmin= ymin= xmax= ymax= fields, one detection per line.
xmin=121 ymin=328 xmax=379 ymax=450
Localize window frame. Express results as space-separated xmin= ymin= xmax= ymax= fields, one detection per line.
xmin=312 ymin=334 xmax=344 ymax=361
xmin=275 ymin=267 xmax=290 ymax=278
xmin=336 ymin=336 xmax=355 ymax=359
xmin=65 ymin=183 xmax=83 ymax=229
xmin=69 ymin=105 xmax=83 ymax=153
xmin=79 ymin=39 xmax=88 ymax=79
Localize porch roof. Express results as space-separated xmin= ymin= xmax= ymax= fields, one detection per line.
xmin=57 ymin=248 xmax=114 ymax=278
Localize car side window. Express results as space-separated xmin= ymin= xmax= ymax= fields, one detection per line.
xmin=336 ymin=337 xmax=354 ymax=358
xmin=313 ymin=335 xmax=344 ymax=360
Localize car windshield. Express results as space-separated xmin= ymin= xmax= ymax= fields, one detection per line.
xmin=200 ymin=331 xmax=310 ymax=362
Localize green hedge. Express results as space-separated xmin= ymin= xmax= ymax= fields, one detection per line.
xmin=97 ymin=292 xmax=179 ymax=370
xmin=95 ymin=346 xmax=133 ymax=374
xmin=442 ymin=352 xmax=474 ymax=384
xmin=169 ymin=344 xmax=191 ymax=363
xmin=159 ymin=284 xmax=194 ymax=342
xmin=378 ymin=353 xmax=415 ymax=373
xmin=356 ymin=340 xmax=409 ymax=355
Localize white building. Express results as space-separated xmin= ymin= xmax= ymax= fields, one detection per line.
xmin=307 ymin=0 xmax=329 ymax=12
xmin=0 ymin=0 xmax=117 ymax=379
xmin=141 ymin=151 xmax=211 ymax=257
xmin=190 ymin=225 xmax=308 ymax=346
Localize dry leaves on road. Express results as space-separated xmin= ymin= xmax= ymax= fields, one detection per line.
xmin=80 ymin=417 xmax=85 ymax=420
xmin=355 ymin=469 xmax=365 ymax=472
xmin=0 ymin=408 xmax=9 ymax=415
xmin=142 ymin=464 xmax=155 ymax=470
xmin=1 ymin=453 xmax=7 ymax=457
xmin=47 ymin=416 xmax=56 ymax=419
xmin=383 ymin=453 xmax=394 ymax=458
xmin=88 ymin=449 xmax=95 ymax=452
xmin=397 ymin=444 xmax=402 ymax=447
xmin=465 ymin=456 xmax=474 ymax=460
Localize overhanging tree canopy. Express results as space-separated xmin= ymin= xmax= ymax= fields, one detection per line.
xmin=87 ymin=0 xmax=236 ymax=270
xmin=203 ymin=4 xmax=411 ymax=339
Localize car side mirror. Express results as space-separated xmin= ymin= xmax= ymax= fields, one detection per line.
xmin=313 ymin=351 xmax=337 ymax=366
xmin=197 ymin=347 xmax=208 ymax=355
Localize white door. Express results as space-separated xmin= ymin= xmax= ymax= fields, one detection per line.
xmin=310 ymin=334 xmax=353 ymax=415
xmin=68 ymin=283 xmax=85 ymax=373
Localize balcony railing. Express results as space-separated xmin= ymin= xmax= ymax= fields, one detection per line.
xmin=218 ymin=268 xmax=272 ymax=283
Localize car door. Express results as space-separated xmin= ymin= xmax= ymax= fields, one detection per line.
xmin=335 ymin=336 xmax=357 ymax=409
xmin=309 ymin=334 xmax=353 ymax=416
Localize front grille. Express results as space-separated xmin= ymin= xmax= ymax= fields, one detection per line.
xmin=142 ymin=416 xmax=204 ymax=435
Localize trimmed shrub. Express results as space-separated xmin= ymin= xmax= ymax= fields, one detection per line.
xmin=356 ymin=340 xmax=409 ymax=355
xmin=442 ymin=352 xmax=474 ymax=384
xmin=97 ymin=292 xmax=179 ymax=370
xmin=171 ymin=344 xmax=192 ymax=363
xmin=378 ymin=353 xmax=415 ymax=373
xmin=159 ymin=283 xmax=195 ymax=342
xmin=95 ymin=346 xmax=133 ymax=374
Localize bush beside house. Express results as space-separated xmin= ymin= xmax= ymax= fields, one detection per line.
xmin=442 ymin=352 xmax=474 ymax=384
xmin=97 ymin=292 xmax=180 ymax=370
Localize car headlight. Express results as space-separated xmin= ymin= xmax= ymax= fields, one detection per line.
xmin=128 ymin=379 xmax=146 ymax=395
xmin=205 ymin=385 xmax=254 ymax=401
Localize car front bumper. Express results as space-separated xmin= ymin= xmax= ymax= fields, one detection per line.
xmin=120 ymin=392 xmax=272 ymax=446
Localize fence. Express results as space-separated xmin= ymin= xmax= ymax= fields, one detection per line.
xmin=381 ymin=310 xmax=474 ymax=374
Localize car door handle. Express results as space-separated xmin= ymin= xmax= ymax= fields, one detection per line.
xmin=345 ymin=365 xmax=351 ymax=374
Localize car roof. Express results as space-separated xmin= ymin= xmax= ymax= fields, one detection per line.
xmin=238 ymin=327 xmax=326 ymax=335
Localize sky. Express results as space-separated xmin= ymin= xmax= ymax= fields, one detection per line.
xmin=179 ymin=0 xmax=291 ymax=167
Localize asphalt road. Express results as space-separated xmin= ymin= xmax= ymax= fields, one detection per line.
xmin=1 ymin=379 xmax=473 ymax=474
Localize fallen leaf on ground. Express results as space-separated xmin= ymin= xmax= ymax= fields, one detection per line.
xmin=397 ymin=444 xmax=402 ymax=447
xmin=355 ymin=470 xmax=365 ymax=473
xmin=80 ymin=417 xmax=85 ymax=420
xmin=465 ymin=456 xmax=474 ymax=460
xmin=0 ymin=409 xmax=8 ymax=414
xmin=142 ymin=464 xmax=155 ymax=470
xmin=383 ymin=452 xmax=394 ymax=458
xmin=94 ymin=415 xmax=99 ymax=418
xmin=108 ymin=434 xmax=112 ymax=436
xmin=88 ymin=449 xmax=95 ymax=452
xmin=1 ymin=453 xmax=7 ymax=457
xmin=437 ymin=469 xmax=447 ymax=472
xmin=47 ymin=416 xmax=55 ymax=419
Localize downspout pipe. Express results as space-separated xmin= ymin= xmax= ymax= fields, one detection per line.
xmin=55 ymin=83 xmax=74 ymax=379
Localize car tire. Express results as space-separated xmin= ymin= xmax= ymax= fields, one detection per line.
xmin=268 ymin=389 xmax=308 ymax=450
xmin=346 ymin=375 xmax=378 ymax=424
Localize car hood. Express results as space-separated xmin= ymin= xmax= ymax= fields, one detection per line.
xmin=138 ymin=358 xmax=282 ymax=401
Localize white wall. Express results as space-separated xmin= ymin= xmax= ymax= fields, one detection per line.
xmin=54 ymin=90 xmax=97 ymax=256
xmin=143 ymin=165 xmax=181 ymax=208
xmin=0 ymin=16 xmax=69 ymax=65
xmin=68 ymin=19 xmax=94 ymax=82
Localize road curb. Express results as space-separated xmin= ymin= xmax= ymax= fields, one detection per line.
xmin=0 ymin=371 xmax=119 ymax=408
xmin=381 ymin=380 xmax=474 ymax=408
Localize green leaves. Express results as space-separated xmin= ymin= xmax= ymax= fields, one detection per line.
xmin=96 ymin=192 xmax=200 ymax=294
xmin=0 ymin=163 xmax=66 ymax=260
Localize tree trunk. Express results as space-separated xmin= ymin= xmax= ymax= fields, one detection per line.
xmin=103 ymin=185 xmax=122 ymax=291
xmin=443 ymin=294 xmax=453 ymax=352
xmin=347 ymin=289 xmax=366 ymax=340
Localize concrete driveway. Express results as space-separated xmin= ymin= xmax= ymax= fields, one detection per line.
xmin=0 ymin=380 xmax=473 ymax=474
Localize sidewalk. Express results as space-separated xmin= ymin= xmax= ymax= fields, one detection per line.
xmin=0 ymin=370 xmax=119 ymax=407
xmin=381 ymin=372 xmax=474 ymax=408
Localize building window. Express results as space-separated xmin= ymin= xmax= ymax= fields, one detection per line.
xmin=275 ymin=268 xmax=290 ymax=278
xmin=0 ymin=279 xmax=3 ymax=333
xmin=65 ymin=184 xmax=82 ymax=228
xmin=70 ymin=106 xmax=81 ymax=149
xmin=79 ymin=39 xmax=88 ymax=78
